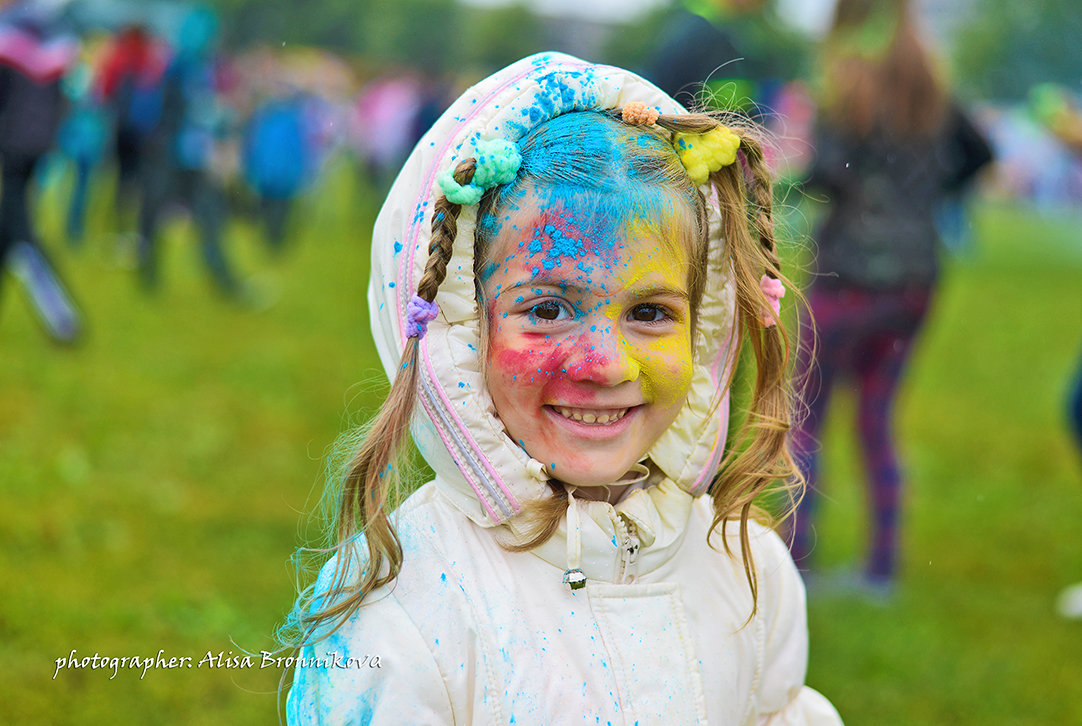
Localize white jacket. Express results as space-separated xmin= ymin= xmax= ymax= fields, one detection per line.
xmin=287 ymin=53 xmax=842 ymax=726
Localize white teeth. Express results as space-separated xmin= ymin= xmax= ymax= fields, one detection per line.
xmin=553 ymin=407 xmax=629 ymax=425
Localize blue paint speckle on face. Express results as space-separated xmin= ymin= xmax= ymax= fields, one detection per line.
xmin=479 ymin=259 xmax=500 ymax=282
xmin=440 ymin=572 xmax=447 ymax=582
xmin=458 ymin=382 xmax=466 ymax=388
xmin=393 ymin=240 xmax=403 ymax=254
xmin=388 ymin=282 xmax=395 ymax=288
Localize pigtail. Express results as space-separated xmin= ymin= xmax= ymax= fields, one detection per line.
xmin=295 ymin=160 xmax=476 ymax=641
xmin=707 ymin=130 xmax=804 ymax=618
xmin=649 ymin=110 xmax=803 ymax=616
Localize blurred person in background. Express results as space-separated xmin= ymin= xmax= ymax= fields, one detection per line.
xmin=95 ymin=23 xmax=168 ymax=231
xmin=58 ymin=52 xmax=107 ymax=244
xmin=136 ymin=5 xmax=242 ymax=298
xmin=791 ymin=0 xmax=992 ymax=597
xmin=1030 ymin=83 xmax=1082 ymax=620
xmin=241 ymin=87 xmax=314 ymax=253
xmin=643 ymin=0 xmax=809 ymax=117
xmin=0 ymin=0 xmax=82 ymax=343
xmin=349 ymin=71 xmax=426 ymax=191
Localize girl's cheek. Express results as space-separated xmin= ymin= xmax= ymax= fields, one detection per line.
xmin=490 ymin=334 xmax=570 ymax=388
xmin=635 ymin=336 xmax=694 ymax=405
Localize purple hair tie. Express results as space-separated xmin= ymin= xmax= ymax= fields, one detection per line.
xmin=406 ymin=295 xmax=439 ymax=339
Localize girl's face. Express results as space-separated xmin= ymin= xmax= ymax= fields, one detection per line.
xmin=481 ymin=188 xmax=695 ymax=488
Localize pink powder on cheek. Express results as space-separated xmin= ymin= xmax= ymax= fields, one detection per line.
xmin=491 ymin=338 xmax=571 ymax=384
xmin=490 ymin=334 xmax=615 ymax=408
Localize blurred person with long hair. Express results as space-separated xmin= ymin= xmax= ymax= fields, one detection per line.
xmin=791 ymin=0 xmax=992 ymax=596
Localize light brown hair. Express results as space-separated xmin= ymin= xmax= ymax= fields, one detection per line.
xmin=820 ymin=0 xmax=949 ymax=139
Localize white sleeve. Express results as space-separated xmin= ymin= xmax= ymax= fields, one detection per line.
xmin=286 ymin=592 xmax=454 ymax=725
xmin=752 ymin=526 xmax=844 ymax=726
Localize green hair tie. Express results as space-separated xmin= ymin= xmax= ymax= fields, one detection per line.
xmin=437 ymin=138 xmax=522 ymax=205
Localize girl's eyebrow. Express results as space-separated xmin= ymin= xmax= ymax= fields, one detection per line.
xmin=629 ymin=284 xmax=689 ymax=302
xmin=501 ymin=278 xmax=690 ymax=303
xmin=506 ymin=275 xmax=587 ymax=293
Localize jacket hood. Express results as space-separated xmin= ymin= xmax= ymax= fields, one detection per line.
xmin=368 ymin=53 xmax=737 ymax=532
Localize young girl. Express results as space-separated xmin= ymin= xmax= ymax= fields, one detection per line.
xmin=284 ymin=53 xmax=841 ymax=724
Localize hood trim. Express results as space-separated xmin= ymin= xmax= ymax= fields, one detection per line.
xmin=369 ymin=53 xmax=738 ymax=528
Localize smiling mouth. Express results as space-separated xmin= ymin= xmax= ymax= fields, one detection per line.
xmin=549 ymin=405 xmax=631 ymax=425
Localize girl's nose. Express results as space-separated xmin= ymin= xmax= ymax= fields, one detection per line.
xmin=565 ymin=326 xmax=640 ymax=386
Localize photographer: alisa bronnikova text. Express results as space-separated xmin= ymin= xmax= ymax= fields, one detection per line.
xmin=52 ymin=649 xmax=381 ymax=680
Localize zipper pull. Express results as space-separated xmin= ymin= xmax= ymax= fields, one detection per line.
xmin=623 ymin=532 xmax=640 ymax=583
xmin=616 ymin=513 xmax=640 ymax=583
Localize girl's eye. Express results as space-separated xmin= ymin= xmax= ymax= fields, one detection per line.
xmin=629 ymin=304 xmax=670 ymax=323
xmin=529 ymin=300 xmax=568 ymax=321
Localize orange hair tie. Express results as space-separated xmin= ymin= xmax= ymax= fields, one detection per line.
xmin=621 ymin=101 xmax=659 ymax=126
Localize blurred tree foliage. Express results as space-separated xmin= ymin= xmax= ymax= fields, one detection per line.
xmin=953 ymin=0 xmax=1082 ymax=100
xmin=458 ymin=3 xmax=549 ymax=73
xmin=209 ymin=0 xmax=813 ymax=87
xmin=214 ymin=0 xmax=461 ymax=69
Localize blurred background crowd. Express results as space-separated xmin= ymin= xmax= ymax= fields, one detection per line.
xmin=0 ymin=0 xmax=1079 ymax=338
xmin=2 ymin=0 xmax=1080 ymax=723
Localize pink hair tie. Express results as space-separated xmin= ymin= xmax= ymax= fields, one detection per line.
xmin=759 ymin=274 xmax=785 ymax=327
xmin=406 ymin=295 xmax=439 ymax=339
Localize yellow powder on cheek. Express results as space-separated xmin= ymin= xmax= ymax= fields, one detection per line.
xmin=633 ymin=332 xmax=693 ymax=405
xmin=606 ymin=235 xmax=694 ymax=404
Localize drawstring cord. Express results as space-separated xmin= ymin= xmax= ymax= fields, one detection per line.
xmin=562 ymin=486 xmax=587 ymax=591
xmin=558 ymin=461 xmax=651 ymax=592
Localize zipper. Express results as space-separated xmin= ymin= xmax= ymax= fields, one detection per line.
xmin=614 ymin=512 xmax=640 ymax=584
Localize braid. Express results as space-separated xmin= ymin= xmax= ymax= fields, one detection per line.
xmin=296 ymin=157 xmax=478 ymax=642
xmin=737 ymin=136 xmax=783 ymax=282
xmin=418 ymin=159 xmax=476 ymax=303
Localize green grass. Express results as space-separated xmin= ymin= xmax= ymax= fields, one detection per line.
xmin=2 ymin=163 xmax=1081 ymax=724
xmin=803 ymin=205 xmax=1082 ymax=725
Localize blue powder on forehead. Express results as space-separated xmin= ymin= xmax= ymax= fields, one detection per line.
xmin=513 ymin=112 xmax=690 ymax=233
xmin=516 ymin=112 xmax=659 ymax=186
xmin=478 ymin=111 xmax=699 ymax=274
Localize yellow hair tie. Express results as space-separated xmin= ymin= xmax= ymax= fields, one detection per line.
xmin=673 ymin=126 xmax=741 ymax=186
